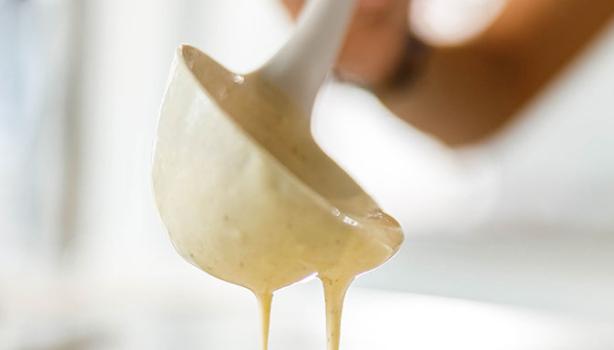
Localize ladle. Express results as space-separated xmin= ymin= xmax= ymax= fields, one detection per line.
xmin=153 ymin=1 xmax=403 ymax=349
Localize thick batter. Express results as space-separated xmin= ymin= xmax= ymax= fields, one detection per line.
xmin=153 ymin=45 xmax=403 ymax=350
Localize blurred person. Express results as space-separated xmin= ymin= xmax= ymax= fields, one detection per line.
xmin=277 ymin=0 xmax=614 ymax=314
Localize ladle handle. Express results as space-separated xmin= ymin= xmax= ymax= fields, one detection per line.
xmin=260 ymin=0 xmax=357 ymax=114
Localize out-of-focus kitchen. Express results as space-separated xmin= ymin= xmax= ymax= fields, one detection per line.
xmin=1 ymin=0 xmax=614 ymax=349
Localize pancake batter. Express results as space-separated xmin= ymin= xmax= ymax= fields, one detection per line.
xmin=153 ymin=45 xmax=403 ymax=350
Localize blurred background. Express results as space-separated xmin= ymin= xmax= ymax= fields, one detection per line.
xmin=1 ymin=0 xmax=613 ymax=349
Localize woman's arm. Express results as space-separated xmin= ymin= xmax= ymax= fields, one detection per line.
xmin=383 ymin=0 xmax=614 ymax=145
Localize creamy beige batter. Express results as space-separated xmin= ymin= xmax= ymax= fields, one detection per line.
xmin=153 ymin=45 xmax=403 ymax=350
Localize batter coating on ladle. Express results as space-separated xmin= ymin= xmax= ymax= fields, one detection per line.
xmin=153 ymin=45 xmax=403 ymax=350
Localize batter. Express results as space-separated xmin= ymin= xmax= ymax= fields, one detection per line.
xmin=153 ymin=45 xmax=403 ymax=350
